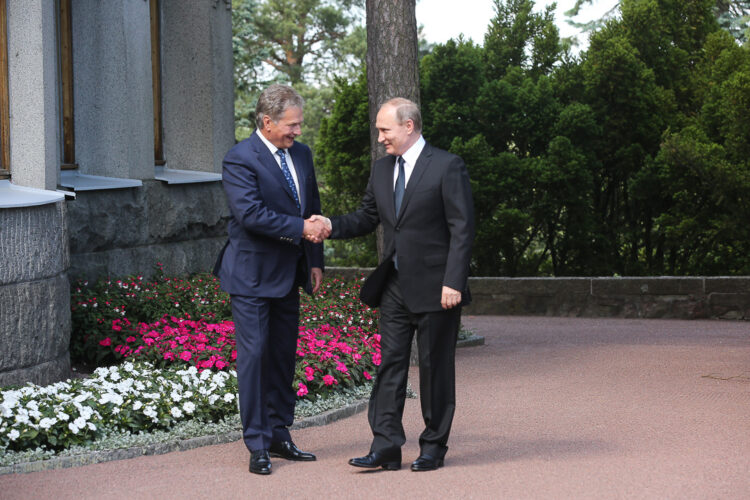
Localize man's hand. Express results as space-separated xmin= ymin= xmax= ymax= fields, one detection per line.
xmin=311 ymin=267 xmax=323 ymax=294
xmin=303 ymin=216 xmax=331 ymax=243
xmin=441 ymin=286 xmax=462 ymax=310
xmin=309 ymin=214 xmax=332 ymax=233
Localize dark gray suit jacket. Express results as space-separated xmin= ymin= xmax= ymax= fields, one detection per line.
xmin=331 ymin=143 xmax=474 ymax=313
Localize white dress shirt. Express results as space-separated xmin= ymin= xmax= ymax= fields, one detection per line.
xmin=256 ymin=129 xmax=302 ymax=209
xmin=393 ymin=135 xmax=426 ymax=189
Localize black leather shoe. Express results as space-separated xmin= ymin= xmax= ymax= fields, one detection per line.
xmin=348 ymin=450 xmax=401 ymax=470
xmin=249 ymin=449 xmax=271 ymax=475
xmin=269 ymin=440 xmax=316 ymax=461
xmin=411 ymin=454 xmax=444 ymax=471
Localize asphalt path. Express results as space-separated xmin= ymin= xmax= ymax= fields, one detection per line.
xmin=2 ymin=316 xmax=749 ymax=499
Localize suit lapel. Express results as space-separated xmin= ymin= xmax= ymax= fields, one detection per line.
xmin=378 ymin=155 xmax=398 ymax=223
xmin=395 ymin=144 xmax=432 ymax=222
xmin=289 ymin=145 xmax=307 ymax=211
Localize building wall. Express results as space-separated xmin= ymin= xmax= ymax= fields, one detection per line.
xmin=0 ymin=0 xmax=234 ymax=387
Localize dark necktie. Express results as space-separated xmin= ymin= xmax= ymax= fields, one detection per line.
xmin=276 ymin=149 xmax=300 ymax=212
xmin=394 ymin=156 xmax=405 ymax=215
xmin=393 ymin=156 xmax=406 ymax=270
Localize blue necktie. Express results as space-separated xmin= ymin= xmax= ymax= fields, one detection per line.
xmin=276 ymin=149 xmax=300 ymax=212
xmin=394 ymin=156 xmax=405 ymax=215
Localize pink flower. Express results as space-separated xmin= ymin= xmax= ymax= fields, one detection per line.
xmin=335 ymin=361 xmax=348 ymax=373
xmin=164 ymin=352 xmax=176 ymax=361
xmin=372 ymin=352 xmax=381 ymax=366
xmin=179 ymin=351 xmax=192 ymax=361
xmin=304 ymin=366 xmax=315 ymax=381
xmin=323 ymin=375 xmax=337 ymax=386
xmin=297 ymin=383 xmax=308 ymax=397
xmin=363 ymin=371 xmax=372 ymax=380
xmin=126 ymin=336 xmax=136 ymax=343
xmin=99 ymin=337 xmax=112 ymax=346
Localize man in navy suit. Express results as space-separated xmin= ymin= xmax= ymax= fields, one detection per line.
xmin=214 ymin=84 xmax=329 ymax=475
xmin=314 ymin=98 xmax=474 ymax=472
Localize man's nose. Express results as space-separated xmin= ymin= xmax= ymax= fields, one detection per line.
xmin=377 ymin=132 xmax=385 ymax=143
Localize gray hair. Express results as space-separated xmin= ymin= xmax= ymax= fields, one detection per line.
xmin=383 ymin=97 xmax=422 ymax=132
xmin=255 ymin=84 xmax=305 ymax=129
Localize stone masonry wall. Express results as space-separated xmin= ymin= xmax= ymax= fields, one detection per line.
xmin=67 ymin=180 xmax=229 ymax=282
xmin=327 ymin=268 xmax=750 ymax=320
xmin=0 ymin=202 xmax=71 ymax=387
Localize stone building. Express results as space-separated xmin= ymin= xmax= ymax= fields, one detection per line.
xmin=0 ymin=0 xmax=233 ymax=387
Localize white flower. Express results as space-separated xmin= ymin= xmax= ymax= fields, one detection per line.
xmin=223 ymin=393 xmax=235 ymax=402
xmin=208 ymin=395 xmax=219 ymax=405
xmin=170 ymin=407 xmax=183 ymax=418
xmin=0 ymin=404 xmax=12 ymax=418
xmin=73 ymin=416 xmax=86 ymax=428
xmin=15 ymin=414 xmax=30 ymax=425
xmin=143 ymin=406 xmax=157 ymax=418
xmin=87 ymin=422 xmax=96 ymax=431
xmin=68 ymin=422 xmax=79 ymax=434
xmin=133 ymin=401 xmax=143 ymax=411
xmin=112 ymin=407 xmax=120 ymax=415
xmin=56 ymin=412 xmax=70 ymax=421
xmin=8 ymin=429 xmax=20 ymax=441
xmin=26 ymin=401 xmax=39 ymax=412
xmin=182 ymin=402 xmax=195 ymax=414
xmin=170 ymin=391 xmax=182 ymax=402
xmin=110 ymin=372 xmax=121 ymax=381
xmin=39 ymin=418 xmax=57 ymax=430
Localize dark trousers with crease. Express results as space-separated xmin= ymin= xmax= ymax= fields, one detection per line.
xmin=368 ymin=270 xmax=461 ymax=459
xmin=231 ymin=287 xmax=300 ymax=452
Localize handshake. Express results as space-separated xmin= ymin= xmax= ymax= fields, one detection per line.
xmin=303 ymin=215 xmax=332 ymax=243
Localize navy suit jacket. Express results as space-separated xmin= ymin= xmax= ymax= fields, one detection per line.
xmin=215 ymin=131 xmax=324 ymax=297
xmin=330 ymin=143 xmax=474 ymax=313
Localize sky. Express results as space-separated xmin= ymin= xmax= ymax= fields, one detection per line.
xmin=415 ymin=0 xmax=619 ymax=50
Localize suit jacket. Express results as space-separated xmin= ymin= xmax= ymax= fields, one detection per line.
xmin=215 ymin=131 xmax=324 ymax=297
xmin=331 ymin=143 xmax=474 ymax=313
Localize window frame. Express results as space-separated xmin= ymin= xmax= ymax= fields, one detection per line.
xmin=0 ymin=0 xmax=11 ymax=179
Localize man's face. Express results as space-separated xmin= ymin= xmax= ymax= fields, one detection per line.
xmin=262 ymin=106 xmax=303 ymax=149
xmin=376 ymin=105 xmax=414 ymax=156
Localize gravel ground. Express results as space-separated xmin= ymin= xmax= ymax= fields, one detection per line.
xmin=2 ymin=315 xmax=748 ymax=499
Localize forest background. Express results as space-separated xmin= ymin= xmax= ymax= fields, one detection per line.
xmin=231 ymin=0 xmax=750 ymax=277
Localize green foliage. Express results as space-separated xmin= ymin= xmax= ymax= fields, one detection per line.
xmin=314 ymin=0 xmax=750 ymax=276
xmin=314 ymin=68 xmax=377 ymax=266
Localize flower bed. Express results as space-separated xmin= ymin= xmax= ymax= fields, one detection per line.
xmin=70 ymin=271 xmax=381 ymax=401
xmin=0 ymin=362 xmax=238 ymax=453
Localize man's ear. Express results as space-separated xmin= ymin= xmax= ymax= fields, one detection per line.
xmin=405 ymin=119 xmax=415 ymax=134
xmin=262 ymin=115 xmax=272 ymax=130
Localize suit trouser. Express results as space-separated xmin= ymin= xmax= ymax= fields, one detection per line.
xmin=369 ymin=271 xmax=461 ymax=459
xmin=231 ymin=287 xmax=300 ymax=452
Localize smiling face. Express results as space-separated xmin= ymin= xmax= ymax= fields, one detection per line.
xmin=376 ymin=104 xmax=417 ymax=156
xmin=261 ymin=106 xmax=304 ymax=149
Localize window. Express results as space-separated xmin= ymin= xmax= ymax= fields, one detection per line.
xmin=150 ymin=0 xmax=164 ymax=165
xmin=0 ymin=0 xmax=10 ymax=179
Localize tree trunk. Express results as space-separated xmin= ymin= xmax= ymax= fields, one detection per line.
xmin=366 ymin=0 xmax=420 ymax=261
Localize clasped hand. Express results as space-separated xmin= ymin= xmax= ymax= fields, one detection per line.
xmin=303 ymin=214 xmax=332 ymax=243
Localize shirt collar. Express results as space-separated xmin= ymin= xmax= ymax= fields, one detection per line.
xmin=256 ymin=129 xmax=283 ymax=156
xmin=400 ymin=135 xmax=426 ymax=167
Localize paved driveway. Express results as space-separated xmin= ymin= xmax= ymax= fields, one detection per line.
xmin=2 ymin=316 xmax=749 ymax=499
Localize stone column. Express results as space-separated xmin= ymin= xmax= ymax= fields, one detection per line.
xmin=6 ymin=0 xmax=60 ymax=191
xmin=0 ymin=202 xmax=71 ymax=387
xmin=161 ymin=0 xmax=234 ymax=173
xmin=71 ymin=0 xmax=153 ymax=180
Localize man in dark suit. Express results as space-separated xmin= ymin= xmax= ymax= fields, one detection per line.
xmin=214 ymin=84 xmax=330 ymax=475
xmin=314 ymin=98 xmax=474 ymax=471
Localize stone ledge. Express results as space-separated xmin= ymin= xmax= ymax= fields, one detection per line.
xmin=327 ymin=268 xmax=749 ymax=320
xmin=0 ymin=399 xmax=369 ymax=475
